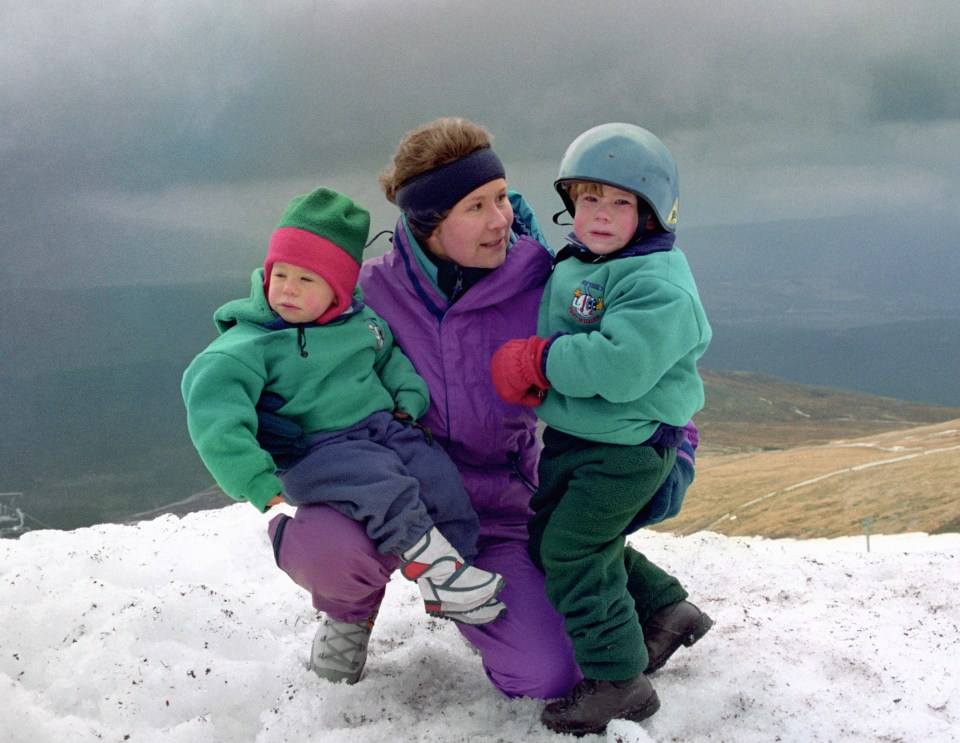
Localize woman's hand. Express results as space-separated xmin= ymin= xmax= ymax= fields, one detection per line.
xmin=490 ymin=336 xmax=551 ymax=407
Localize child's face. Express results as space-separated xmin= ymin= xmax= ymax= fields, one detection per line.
xmin=267 ymin=262 xmax=336 ymax=324
xmin=573 ymin=185 xmax=640 ymax=255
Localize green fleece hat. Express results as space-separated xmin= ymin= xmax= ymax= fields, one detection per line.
xmin=264 ymin=187 xmax=371 ymax=324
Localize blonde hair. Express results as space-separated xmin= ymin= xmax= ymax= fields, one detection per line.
xmin=563 ymin=181 xmax=606 ymax=202
xmin=563 ymin=180 xmax=660 ymax=232
xmin=379 ymin=117 xmax=494 ymax=204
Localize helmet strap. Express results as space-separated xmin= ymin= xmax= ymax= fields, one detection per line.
xmin=625 ymin=203 xmax=656 ymax=248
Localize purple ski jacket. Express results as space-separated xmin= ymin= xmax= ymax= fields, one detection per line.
xmin=358 ymin=218 xmax=554 ymax=542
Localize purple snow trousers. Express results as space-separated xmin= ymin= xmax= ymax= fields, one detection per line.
xmin=268 ymin=504 xmax=582 ymax=699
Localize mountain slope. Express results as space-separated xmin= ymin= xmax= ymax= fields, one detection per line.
xmin=654 ymin=371 xmax=960 ymax=539
xmin=660 ymin=417 xmax=960 ymax=539
xmin=696 ymin=369 xmax=960 ymax=453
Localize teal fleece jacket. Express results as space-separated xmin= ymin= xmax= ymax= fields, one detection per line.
xmin=181 ymin=269 xmax=429 ymax=511
xmin=537 ymin=247 xmax=711 ymax=445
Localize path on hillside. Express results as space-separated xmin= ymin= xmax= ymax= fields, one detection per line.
xmin=706 ymin=429 xmax=960 ymax=530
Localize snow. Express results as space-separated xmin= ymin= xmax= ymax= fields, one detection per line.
xmin=2 ymin=505 xmax=958 ymax=743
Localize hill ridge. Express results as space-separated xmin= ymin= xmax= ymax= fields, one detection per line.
xmin=663 ymin=416 xmax=960 ymax=539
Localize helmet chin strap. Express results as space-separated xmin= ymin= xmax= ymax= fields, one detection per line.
xmin=625 ymin=203 xmax=656 ymax=247
xmin=551 ymin=208 xmax=572 ymax=227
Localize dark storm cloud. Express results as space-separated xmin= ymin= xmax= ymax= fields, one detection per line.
xmin=867 ymin=57 xmax=960 ymax=123
xmin=2 ymin=0 xmax=959 ymax=286
xmin=5 ymin=1 xmax=959 ymax=181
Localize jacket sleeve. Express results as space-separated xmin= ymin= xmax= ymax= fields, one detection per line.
xmin=369 ymin=313 xmax=430 ymax=419
xmin=181 ymin=351 xmax=283 ymax=512
xmin=545 ymin=277 xmax=707 ymax=403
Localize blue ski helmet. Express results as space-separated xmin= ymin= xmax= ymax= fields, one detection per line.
xmin=555 ymin=123 xmax=679 ymax=232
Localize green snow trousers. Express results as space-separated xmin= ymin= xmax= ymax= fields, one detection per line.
xmin=527 ymin=427 xmax=688 ymax=680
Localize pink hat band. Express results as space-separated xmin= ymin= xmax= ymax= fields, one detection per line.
xmin=264 ymin=227 xmax=361 ymax=325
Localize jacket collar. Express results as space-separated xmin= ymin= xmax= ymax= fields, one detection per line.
xmin=555 ymin=231 xmax=675 ymax=265
xmin=262 ymin=294 xmax=364 ymax=331
xmin=391 ymin=215 xmax=552 ymax=318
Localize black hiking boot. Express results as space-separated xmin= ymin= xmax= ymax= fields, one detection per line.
xmin=540 ymin=675 xmax=660 ymax=736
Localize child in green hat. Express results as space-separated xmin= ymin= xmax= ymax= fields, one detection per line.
xmin=183 ymin=187 xmax=505 ymax=634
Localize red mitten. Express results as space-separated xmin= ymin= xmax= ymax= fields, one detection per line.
xmin=490 ymin=336 xmax=551 ymax=406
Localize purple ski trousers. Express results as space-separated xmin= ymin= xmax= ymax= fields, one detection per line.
xmin=267 ymin=504 xmax=582 ymax=699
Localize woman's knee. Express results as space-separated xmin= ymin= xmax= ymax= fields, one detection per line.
xmin=269 ymin=504 xmax=398 ymax=618
xmin=466 ymin=538 xmax=581 ymax=699
xmin=487 ymin=641 xmax=580 ymax=700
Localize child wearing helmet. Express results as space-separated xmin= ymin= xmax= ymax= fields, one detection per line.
xmin=490 ymin=124 xmax=713 ymax=735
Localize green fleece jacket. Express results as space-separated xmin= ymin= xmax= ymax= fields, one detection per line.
xmin=537 ymin=246 xmax=711 ymax=445
xmin=181 ymin=269 xmax=429 ymax=512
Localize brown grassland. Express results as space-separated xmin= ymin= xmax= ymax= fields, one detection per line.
xmin=657 ymin=370 xmax=960 ymax=539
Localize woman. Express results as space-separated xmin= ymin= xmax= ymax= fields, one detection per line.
xmin=265 ymin=118 xmax=707 ymax=699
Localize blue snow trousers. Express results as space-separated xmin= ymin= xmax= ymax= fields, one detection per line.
xmin=278 ymin=410 xmax=479 ymax=560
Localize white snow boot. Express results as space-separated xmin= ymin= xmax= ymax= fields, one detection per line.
xmin=400 ymin=527 xmax=505 ymax=623
xmin=440 ymin=596 xmax=507 ymax=625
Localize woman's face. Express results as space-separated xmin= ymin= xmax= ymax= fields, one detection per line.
xmin=424 ymin=178 xmax=513 ymax=269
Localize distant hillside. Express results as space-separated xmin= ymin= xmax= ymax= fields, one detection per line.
xmin=696 ymin=369 xmax=960 ymax=453
xmin=658 ymin=418 xmax=960 ymax=540
xmin=633 ymin=369 xmax=960 ymax=540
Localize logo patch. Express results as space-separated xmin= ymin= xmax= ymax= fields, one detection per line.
xmin=569 ymin=281 xmax=605 ymax=323
xmin=665 ymin=198 xmax=679 ymax=227
xmin=367 ymin=320 xmax=386 ymax=352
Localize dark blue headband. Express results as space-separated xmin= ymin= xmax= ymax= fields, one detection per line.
xmin=394 ymin=146 xmax=506 ymax=235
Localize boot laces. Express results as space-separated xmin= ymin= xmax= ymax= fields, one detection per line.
xmin=557 ymin=678 xmax=601 ymax=710
xmin=317 ymin=617 xmax=373 ymax=668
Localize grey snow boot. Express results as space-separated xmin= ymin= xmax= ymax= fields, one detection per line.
xmin=309 ymin=612 xmax=377 ymax=684
xmin=400 ymin=527 xmax=506 ymax=623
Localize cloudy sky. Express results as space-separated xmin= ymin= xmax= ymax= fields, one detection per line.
xmin=3 ymin=0 xmax=959 ymax=287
